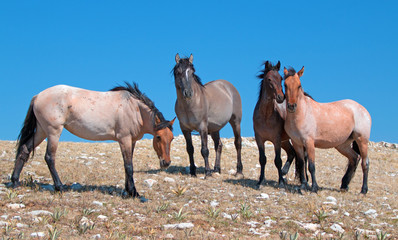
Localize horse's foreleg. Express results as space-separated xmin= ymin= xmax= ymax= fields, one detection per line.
xmin=230 ymin=119 xmax=242 ymax=175
xmin=292 ymin=143 xmax=309 ymax=190
xmin=255 ymin=135 xmax=266 ymax=186
xmin=273 ymin=141 xmax=286 ymax=188
xmin=281 ymin=140 xmax=295 ymax=176
xmin=119 ymin=139 xmax=139 ymax=198
xmin=182 ymin=130 xmax=196 ymax=176
xmin=211 ymin=131 xmax=222 ymax=174
xmin=45 ymin=133 xmax=64 ymax=191
xmin=305 ymin=142 xmax=318 ymax=193
xmin=199 ymin=129 xmax=211 ymax=176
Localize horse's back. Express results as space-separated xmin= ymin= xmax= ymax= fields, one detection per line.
xmin=204 ymin=79 xmax=242 ymax=114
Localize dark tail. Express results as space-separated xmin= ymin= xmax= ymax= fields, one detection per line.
xmin=352 ymin=141 xmax=360 ymax=155
xmin=16 ymin=96 xmax=37 ymax=157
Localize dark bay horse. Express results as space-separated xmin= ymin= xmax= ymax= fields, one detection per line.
xmin=253 ymin=61 xmax=298 ymax=188
xmin=173 ymin=54 xmax=243 ymax=176
xmin=11 ymin=82 xmax=175 ymax=199
xmin=283 ymin=67 xmax=371 ymax=194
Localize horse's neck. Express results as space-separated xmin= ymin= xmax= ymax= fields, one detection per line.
xmin=259 ymin=90 xmax=276 ymax=116
xmin=137 ymin=101 xmax=156 ymax=136
xmin=286 ymin=92 xmax=308 ymax=121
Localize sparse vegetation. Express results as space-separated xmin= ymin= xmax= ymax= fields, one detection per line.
xmin=0 ymin=138 xmax=397 ymax=239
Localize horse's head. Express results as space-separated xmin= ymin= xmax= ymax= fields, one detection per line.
xmin=259 ymin=61 xmax=284 ymax=103
xmin=283 ymin=66 xmax=304 ymax=113
xmin=173 ymin=53 xmax=201 ymax=100
xmin=153 ymin=117 xmax=176 ymax=169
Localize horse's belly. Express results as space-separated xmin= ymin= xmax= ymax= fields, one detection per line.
xmin=314 ymin=135 xmax=350 ymax=149
xmin=65 ymin=122 xmax=116 ymax=141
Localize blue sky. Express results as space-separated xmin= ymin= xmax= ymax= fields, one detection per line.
xmin=0 ymin=1 xmax=397 ymax=143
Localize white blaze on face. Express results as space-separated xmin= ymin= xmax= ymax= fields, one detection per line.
xmin=185 ymin=68 xmax=190 ymax=82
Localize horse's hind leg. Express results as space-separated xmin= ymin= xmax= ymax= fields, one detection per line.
xmin=182 ymin=129 xmax=196 ymax=176
xmin=356 ymin=140 xmax=369 ymax=194
xmin=44 ymin=127 xmax=64 ymax=191
xmin=281 ymin=140 xmax=296 ymax=176
xmin=335 ymin=142 xmax=360 ymax=192
xmin=11 ymin=125 xmax=46 ymax=187
xmin=229 ymin=118 xmax=242 ymax=175
xmin=211 ymin=131 xmax=222 ymax=174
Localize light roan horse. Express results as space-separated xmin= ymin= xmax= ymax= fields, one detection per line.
xmin=173 ymin=54 xmax=243 ymax=176
xmin=10 ymin=82 xmax=175 ymax=200
xmin=283 ymin=67 xmax=371 ymax=194
xmin=253 ymin=61 xmax=299 ymax=188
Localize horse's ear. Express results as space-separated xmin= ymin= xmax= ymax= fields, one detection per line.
xmin=276 ymin=61 xmax=281 ymax=71
xmin=283 ymin=67 xmax=288 ymax=77
xmin=175 ymin=53 xmax=180 ymax=63
xmin=189 ymin=54 xmax=194 ymax=64
xmin=155 ymin=115 xmax=162 ymax=125
xmin=265 ymin=61 xmax=271 ymax=70
xmin=170 ymin=117 xmax=176 ymax=126
xmin=298 ymin=66 xmax=304 ymax=77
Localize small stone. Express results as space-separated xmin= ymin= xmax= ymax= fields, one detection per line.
xmin=163 ymin=222 xmax=194 ymax=229
xmin=31 ymin=232 xmax=45 ymax=238
xmin=344 ymin=212 xmax=350 ymax=216
xmin=7 ymin=203 xmax=25 ymax=209
xmin=164 ymin=177 xmax=175 ymax=183
xmin=246 ymin=221 xmax=260 ymax=227
xmin=264 ymin=219 xmax=276 ymax=227
xmin=144 ymin=179 xmax=157 ymax=188
xmin=326 ymin=196 xmax=337 ymax=203
xmin=28 ymin=210 xmax=53 ymax=216
xmin=16 ymin=223 xmax=28 ymax=228
xmin=257 ymin=193 xmax=269 ymax=199
xmin=13 ymin=216 xmax=21 ymax=220
xmin=92 ymin=201 xmax=104 ymax=207
xmin=210 ymin=200 xmax=219 ymax=208
xmin=97 ymin=215 xmax=108 ymax=221
xmin=364 ymin=209 xmax=378 ymax=218
xmin=91 ymin=234 xmax=101 ymax=239
xmin=330 ymin=223 xmax=345 ymax=233
xmin=210 ymin=227 xmax=215 ymax=231
xmin=165 ymin=233 xmax=174 ymax=239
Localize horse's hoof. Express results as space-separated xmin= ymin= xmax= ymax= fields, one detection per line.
xmin=55 ymin=184 xmax=66 ymax=192
xmin=8 ymin=181 xmax=20 ymax=188
xmin=139 ymin=196 xmax=149 ymax=203
xmin=310 ymin=186 xmax=319 ymax=193
xmin=213 ymin=167 xmax=221 ymax=174
xmin=360 ymin=188 xmax=368 ymax=194
xmin=340 ymin=187 xmax=349 ymax=193
xmin=205 ymin=171 xmax=213 ymax=177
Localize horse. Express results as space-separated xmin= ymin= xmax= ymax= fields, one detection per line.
xmin=173 ymin=53 xmax=243 ymax=176
xmin=253 ymin=61 xmax=298 ymax=188
xmin=283 ymin=66 xmax=371 ymax=194
xmin=10 ymin=82 xmax=175 ymax=200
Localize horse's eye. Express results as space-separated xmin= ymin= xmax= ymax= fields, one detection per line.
xmin=298 ymin=85 xmax=302 ymax=89
xmin=156 ymin=135 xmax=161 ymax=141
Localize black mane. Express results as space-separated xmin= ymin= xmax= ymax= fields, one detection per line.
xmin=110 ymin=82 xmax=173 ymax=131
xmin=172 ymin=58 xmax=204 ymax=87
xmin=284 ymin=67 xmax=297 ymax=79
xmin=257 ymin=61 xmax=281 ymax=102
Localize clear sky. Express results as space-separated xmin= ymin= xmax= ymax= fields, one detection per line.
xmin=0 ymin=1 xmax=397 ymax=143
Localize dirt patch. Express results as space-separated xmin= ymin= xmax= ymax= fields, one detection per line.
xmin=0 ymin=136 xmax=397 ymax=239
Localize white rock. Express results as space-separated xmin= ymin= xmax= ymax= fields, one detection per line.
xmin=228 ymin=193 xmax=234 ymax=197
xmin=257 ymin=193 xmax=269 ymax=199
xmin=228 ymin=169 xmax=235 ymax=175
xmin=210 ymin=200 xmax=219 ymax=208
xmin=91 ymin=234 xmax=101 ymax=239
xmin=144 ymin=179 xmax=157 ymax=188
xmin=31 ymin=232 xmax=45 ymax=238
xmin=264 ymin=219 xmax=276 ymax=227
xmin=13 ymin=216 xmax=21 ymax=220
xmin=210 ymin=227 xmax=215 ymax=231
xmin=80 ymin=216 xmax=94 ymax=226
xmin=249 ymin=228 xmax=262 ymax=235
xmin=222 ymin=212 xmax=232 ymax=219
xmin=246 ymin=221 xmax=260 ymax=227
xmin=97 ymin=215 xmax=108 ymax=221
xmin=1 ymin=215 xmax=8 ymax=220
xmin=164 ymin=177 xmax=175 ymax=183
xmin=28 ymin=210 xmax=53 ymax=216
xmin=92 ymin=201 xmax=104 ymax=207
xmin=0 ymin=221 xmax=8 ymax=226
xmin=7 ymin=203 xmax=25 ymax=209
xmin=165 ymin=233 xmax=174 ymax=239
xmin=16 ymin=223 xmax=28 ymax=228
xmin=326 ymin=196 xmax=337 ymax=203
xmin=344 ymin=212 xmax=350 ymax=216
xmin=330 ymin=223 xmax=344 ymax=233
xmin=364 ymin=209 xmax=378 ymax=218
xmin=163 ymin=222 xmax=194 ymax=229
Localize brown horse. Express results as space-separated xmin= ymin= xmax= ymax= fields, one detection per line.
xmin=283 ymin=67 xmax=371 ymax=194
xmin=10 ymin=82 xmax=175 ymax=200
xmin=173 ymin=54 xmax=243 ymax=176
xmin=253 ymin=61 xmax=298 ymax=188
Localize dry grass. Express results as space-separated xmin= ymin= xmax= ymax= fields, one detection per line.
xmin=0 ymin=136 xmax=397 ymax=239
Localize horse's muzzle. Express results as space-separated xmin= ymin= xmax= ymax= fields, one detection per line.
xmin=160 ymin=159 xmax=171 ymax=169
xmin=183 ymin=89 xmax=192 ymax=99
xmin=287 ymin=103 xmax=297 ymax=113
xmin=276 ymin=94 xmax=284 ymax=104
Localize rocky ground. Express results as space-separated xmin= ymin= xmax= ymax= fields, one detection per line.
xmin=0 ymin=136 xmax=397 ymax=239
